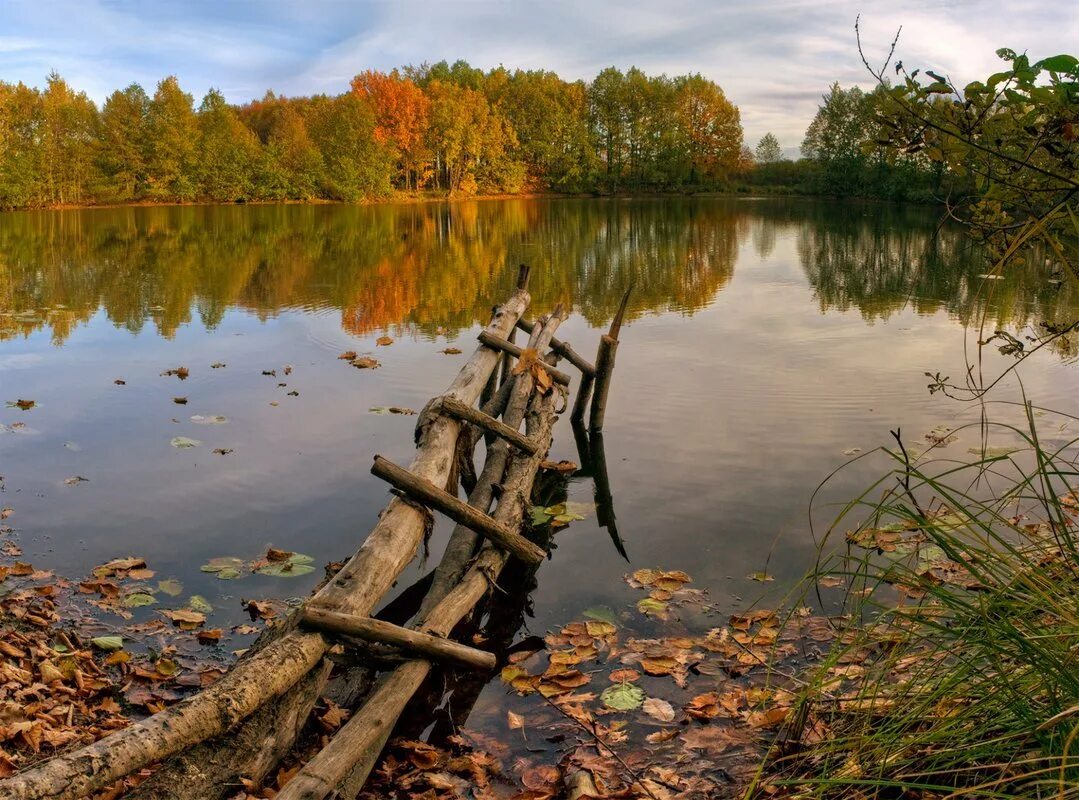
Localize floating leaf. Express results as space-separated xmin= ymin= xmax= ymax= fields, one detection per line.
xmin=583 ymin=606 xmax=617 ymax=625
xmin=7 ymin=399 xmax=36 ymax=410
xmin=190 ymin=415 xmax=228 ymax=425
xmin=187 ymin=595 xmax=213 ymax=614
xmin=91 ymin=635 xmax=124 ymax=651
xmin=440 ymin=348 xmax=462 ymax=355
xmin=338 ymin=351 xmax=358 ymax=360
xmin=369 ymin=406 xmax=416 ymax=415
xmin=212 ymin=448 xmax=233 ymax=456
xmin=122 ymin=593 xmax=157 ymax=608
xmin=376 ymin=336 xmax=394 ymax=346
xmin=601 ymin=682 xmax=644 ymax=711
xmin=637 ymin=597 xmax=668 ymax=617
xmin=200 ymin=557 xmax=245 ymax=579
xmin=256 ymin=552 xmax=315 ymax=578
xmin=63 ymin=476 xmax=89 ymax=486
xmin=748 ymin=571 xmax=775 ymax=582
xmin=162 ymin=608 xmax=206 ymax=629
xmin=170 ymin=436 xmax=200 ymax=449
xmin=642 ymin=697 xmax=676 ymax=722
xmin=351 ymin=357 xmax=380 ymax=369
xmin=157 ymin=579 xmax=183 ymax=596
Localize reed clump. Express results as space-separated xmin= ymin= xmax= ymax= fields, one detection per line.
xmin=760 ymin=405 xmax=1079 ymax=798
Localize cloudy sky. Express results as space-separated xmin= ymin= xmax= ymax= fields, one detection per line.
xmin=1 ymin=0 xmax=1075 ymax=152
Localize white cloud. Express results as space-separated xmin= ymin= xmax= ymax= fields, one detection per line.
xmin=1 ymin=0 xmax=1075 ymax=148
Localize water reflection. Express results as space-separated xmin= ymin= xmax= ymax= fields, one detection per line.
xmin=0 ymin=198 xmax=1073 ymax=347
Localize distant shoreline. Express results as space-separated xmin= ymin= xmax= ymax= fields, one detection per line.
xmin=3 ymin=188 xmax=914 ymax=214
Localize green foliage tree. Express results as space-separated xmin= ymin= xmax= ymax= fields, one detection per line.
xmin=0 ymin=81 xmax=44 ymax=208
xmin=305 ymin=94 xmax=393 ymax=201
xmin=196 ymin=89 xmax=261 ymax=201
xmin=755 ymin=132 xmax=783 ymax=164
xmin=98 ymin=84 xmax=150 ymax=201
xmin=145 ymin=76 xmax=199 ymax=201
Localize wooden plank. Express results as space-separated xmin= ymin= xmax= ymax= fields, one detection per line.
xmin=302 ymin=606 xmax=495 ymax=671
xmin=371 ymin=455 xmax=545 ymax=566
xmin=477 ymin=330 xmax=571 ymax=386
xmin=438 ymin=396 xmax=539 ymax=455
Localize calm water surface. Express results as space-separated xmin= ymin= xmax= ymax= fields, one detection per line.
xmin=1 ymin=197 xmax=1077 ymax=724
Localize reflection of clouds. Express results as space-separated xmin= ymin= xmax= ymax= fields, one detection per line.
xmin=0 ymin=353 xmax=44 ymax=370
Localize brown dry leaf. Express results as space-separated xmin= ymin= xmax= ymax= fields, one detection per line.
xmin=160 ymin=367 xmax=189 ymax=380
xmin=609 ymin=669 xmax=640 ymax=683
xmin=161 ymin=609 xmax=206 ymax=629
xmin=507 ymin=710 xmax=525 ymax=730
xmin=196 ymin=629 xmax=222 ymax=644
xmin=685 ymin=692 xmax=722 ymax=720
xmin=376 ymin=336 xmax=394 ymax=346
xmin=641 ymin=657 xmax=679 ymax=676
xmin=337 ymin=350 xmax=357 ymax=360
xmin=539 ymin=460 xmax=578 ymax=473
xmin=351 ymin=357 xmax=380 ymax=369
xmin=747 ymin=707 xmax=790 ymax=729
xmin=642 ymin=697 xmax=676 ymax=723
xmin=440 ymin=348 xmax=462 ymax=355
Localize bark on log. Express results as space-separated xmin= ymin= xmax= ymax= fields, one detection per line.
xmin=275 ymin=314 xmax=565 ymax=800
xmin=371 ymin=455 xmax=545 ymax=566
xmin=588 ymin=334 xmax=618 ymax=434
xmin=437 ymin=396 xmax=539 ymax=455
xmin=302 ymin=607 xmax=495 ymax=671
xmin=125 ymin=659 xmax=333 ymax=800
xmin=0 ymin=288 xmax=531 ymax=800
xmin=417 ymin=317 xmax=552 ymax=621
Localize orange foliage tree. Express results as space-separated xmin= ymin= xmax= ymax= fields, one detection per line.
xmin=350 ymin=70 xmax=431 ymax=190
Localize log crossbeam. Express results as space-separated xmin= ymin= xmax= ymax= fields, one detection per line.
xmin=437 ymin=396 xmax=539 ymax=455
xmin=301 ymin=607 xmax=495 ymax=671
xmin=477 ymin=331 xmax=572 ymax=386
xmin=371 ymin=455 xmax=546 ymax=566
xmin=515 ymin=318 xmax=595 ymax=375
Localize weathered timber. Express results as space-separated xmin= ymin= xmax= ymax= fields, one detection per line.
xmin=0 ymin=631 xmax=327 ymax=800
xmin=438 ymin=396 xmax=540 ymax=455
xmin=0 ymin=284 xmax=531 ymax=800
xmin=417 ymin=315 xmax=555 ymax=621
xmin=276 ymin=313 xmax=566 ymax=800
xmin=587 ymin=286 xmax=631 ymax=434
xmin=302 ymin=606 xmax=496 ymax=671
xmin=125 ymin=659 xmax=333 ymax=800
xmin=371 ymin=455 xmax=545 ymax=566
xmin=516 ymin=318 xmax=595 ymax=375
xmin=477 ymin=330 xmax=572 ymax=386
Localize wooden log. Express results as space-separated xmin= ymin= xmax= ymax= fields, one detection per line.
xmin=124 ymin=659 xmax=333 ymax=800
xmin=437 ymin=396 xmax=539 ymax=455
xmin=418 ymin=316 xmax=554 ymax=621
xmin=516 ymin=318 xmax=595 ymax=375
xmin=588 ymin=334 xmax=618 ymax=434
xmin=277 ymin=316 xmax=565 ymax=800
xmin=0 ymin=631 xmax=327 ymax=800
xmin=0 ymin=286 xmax=532 ymax=800
xmin=477 ymin=330 xmax=572 ymax=386
xmin=302 ymin=606 xmax=496 ymax=671
xmin=299 ymin=285 xmax=529 ymax=619
xmin=570 ymin=367 xmax=595 ymax=423
xmin=371 ymin=455 xmax=545 ymax=566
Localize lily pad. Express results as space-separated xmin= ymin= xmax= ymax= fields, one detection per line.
xmin=122 ymin=593 xmax=157 ymax=608
xmin=601 ymin=682 xmax=645 ymax=711
xmin=256 ymin=552 xmax=315 ymax=578
xmin=187 ymin=595 xmax=213 ymax=613
xmin=171 ymin=436 xmax=201 ymax=449
xmin=200 ymin=557 xmax=245 ymax=579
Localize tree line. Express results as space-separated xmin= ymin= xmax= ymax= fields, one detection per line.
xmin=0 ymin=62 xmax=751 ymax=209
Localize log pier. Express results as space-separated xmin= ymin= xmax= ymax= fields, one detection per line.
xmin=0 ymin=269 xmax=630 ymax=800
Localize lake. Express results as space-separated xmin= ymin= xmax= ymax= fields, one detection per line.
xmin=1 ymin=197 xmax=1077 ymax=731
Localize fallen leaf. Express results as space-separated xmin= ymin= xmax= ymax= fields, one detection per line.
xmin=601 ymin=682 xmax=645 ymax=711
xmin=170 ymin=436 xmax=200 ymax=449
xmin=376 ymin=336 xmax=394 ymax=346
xmin=642 ymin=697 xmax=676 ymax=722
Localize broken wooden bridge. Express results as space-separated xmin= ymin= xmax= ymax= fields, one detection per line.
xmin=1 ymin=265 xmax=630 ymax=800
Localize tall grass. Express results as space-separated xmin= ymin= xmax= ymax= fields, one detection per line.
xmin=761 ymin=404 xmax=1079 ymax=798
